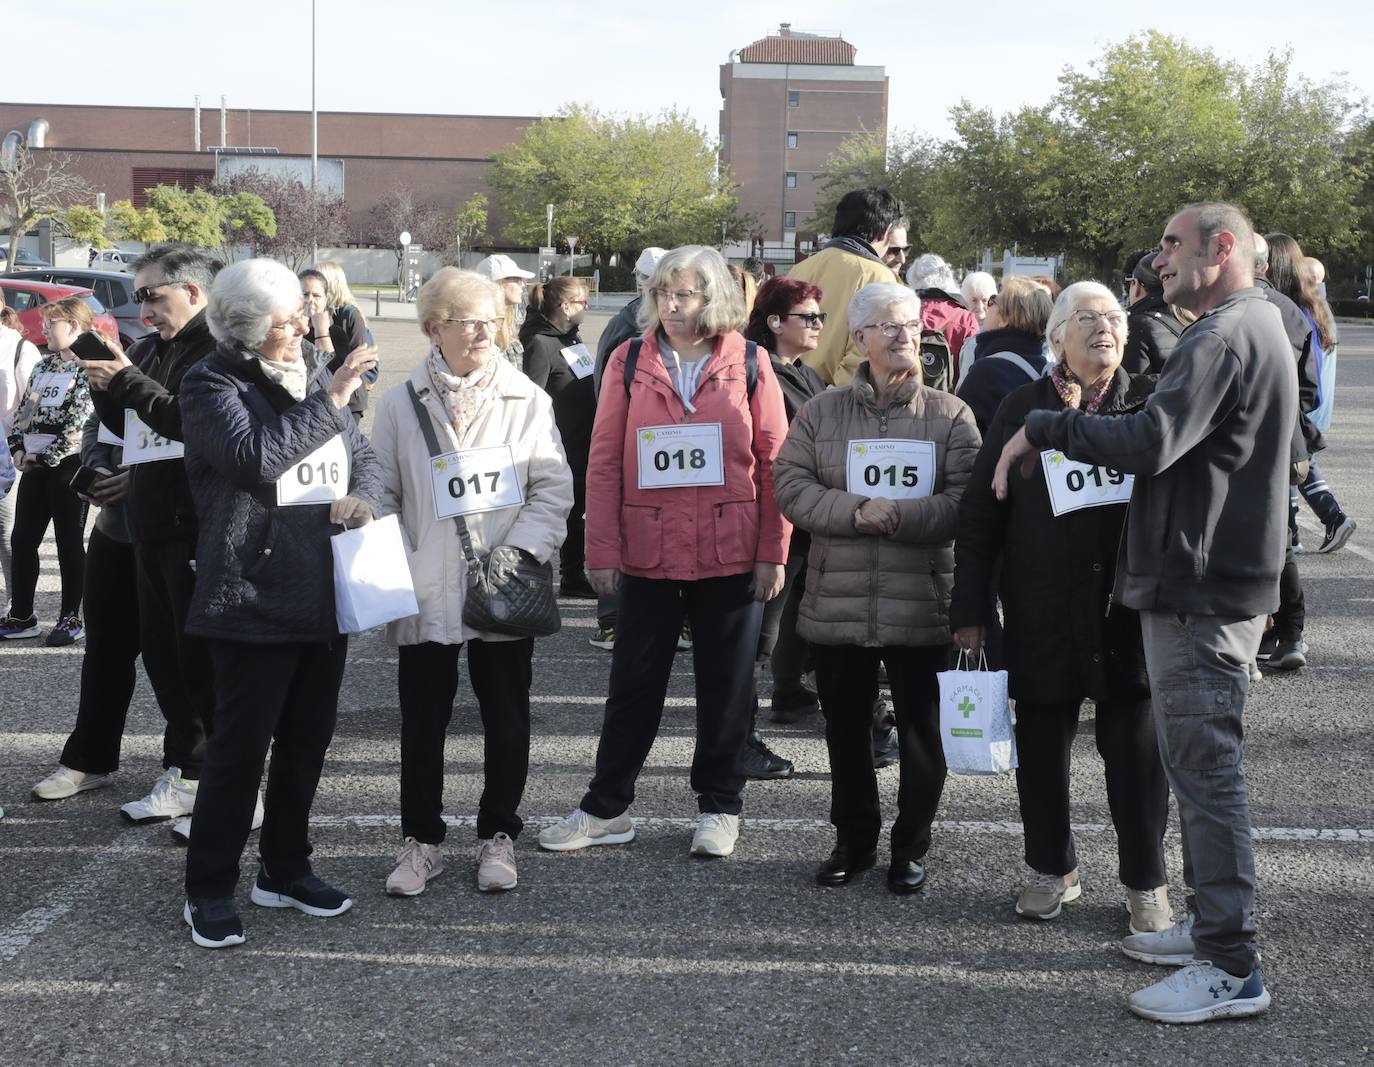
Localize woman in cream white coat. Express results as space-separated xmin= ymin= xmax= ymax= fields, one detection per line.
xmin=370 ymin=268 xmax=573 ymax=897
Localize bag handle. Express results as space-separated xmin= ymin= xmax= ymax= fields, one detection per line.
xmin=954 ymin=646 xmax=990 ymax=672
xmin=405 ymin=380 xmax=481 ymax=570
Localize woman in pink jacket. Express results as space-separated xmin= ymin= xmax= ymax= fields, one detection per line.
xmin=539 ymin=245 xmax=792 ymax=859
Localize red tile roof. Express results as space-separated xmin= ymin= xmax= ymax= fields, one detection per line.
xmin=737 ymin=34 xmax=856 ymax=65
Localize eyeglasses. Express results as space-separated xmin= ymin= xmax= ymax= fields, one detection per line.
xmin=132 ymin=281 xmax=185 ymax=304
xmin=267 ymin=308 xmax=308 ymax=334
xmin=440 ymin=317 xmax=502 ymax=334
xmin=784 ymin=312 xmax=827 ymax=327
xmin=986 ymin=295 xmax=998 ymax=307
xmin=651 ymin=288 xmax=705 ymax=304
xmin=886 ymin=246 xmax=911 ymax=257
xmin=862 ymin=320 xmax=923 ymax=339
xmin=566 ymin=298 xmax=589 ymax=307
xmin=1071 ymin=310 xmax=1127 ymax=329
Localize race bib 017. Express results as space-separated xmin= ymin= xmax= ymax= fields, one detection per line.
xmin=430 ymin=443 xmax=524 ymax=519
xmin=1041 ymin=450 xmax=1134 ymax=516
xmin=846 ymin=438 xmax=936 ymax=500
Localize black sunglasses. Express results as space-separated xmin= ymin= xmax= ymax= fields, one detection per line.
xmin=783 ymin=311 xmax=827 ymax=327
xmin=132 ymin=281 xmax=185 ymax=304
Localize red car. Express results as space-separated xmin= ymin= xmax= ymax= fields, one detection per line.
xmin=0 ymin=277 xmax=120 ymax=349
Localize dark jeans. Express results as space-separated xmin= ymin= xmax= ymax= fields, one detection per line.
xmin=134 ymin=537 xmax=216 ymax=778
xmin=1272 ymin=546 xmax=1304 ymax=642
xmin=9 ymin=458 xmax=85 ymax=618
xmin=1014 ymin=698 xmax=1169 ymax=890
xmin=1295 ymin=459 xmax=1343 ymax=527
xmin=596 ymin=590 xmax=617 ymax=631
xmin=60 ymin=529 xmax=140 ymax=774
xmin=185 ymin=638 xmax=347 ymax=899
xmin=583 ymin=572 xmax=762 ymax=818
xmin=397 ymin=638 xmax=533 ymax=843
xmin=813 ymin=644 xmax=948 ymax=860
xmin=560 ymin=452 xmax=587 ymax=583
xmin=759 ymin=543 xmax=809 ymax=685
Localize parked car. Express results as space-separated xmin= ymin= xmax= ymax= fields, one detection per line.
xmin=0 ymin=278 xmax=119 ymax=349
xmin=89 ymin=248 xmax=139 ymax=273
xmin=2 ymin=267 xmax=152 ymax=347
xmin=0 ymin=245 xmax=52 ymax=271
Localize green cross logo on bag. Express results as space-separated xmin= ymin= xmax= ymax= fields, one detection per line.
xmin=958 ymin=696 xmax=976 ymax=719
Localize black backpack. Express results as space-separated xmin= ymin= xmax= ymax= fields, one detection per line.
xmin=624 ymin=337 xmax=758 ymax=399
xmin=919 ymin=327 xmax=953 ymax=392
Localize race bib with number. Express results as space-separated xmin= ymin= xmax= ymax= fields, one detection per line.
xmin=22 ymin=433 xmax=56 ymax=455
xmin=846 ymin=438 xmax=936 ymax=500
xmin=121 ymin=410 xmax=185 ymax=465
xmin=96 ymin=421 xmax=123 ymax=446
xmin=560 ymin=343 xmax=594 ymax=380
xmin=1041 ymin=450 xmax=1134 ymax=516
xmin=276 ymin=434 xmax=349 ymax=506
xmin=33 ymin=371 xmax=75 ymax=410
xmin=430 ymin=444 xmax=524 ymax=519
xmin=636 ymin=423 xmax=725 ymax=490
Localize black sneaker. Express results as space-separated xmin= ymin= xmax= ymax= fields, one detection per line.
xmin=872 ymin=724 xmax=900 ymax=769
xmin=1268 ymin=639 xmax=1308 ymax=671
xmin=250 ymin=868 xmax=353 ymax=917
xmin=770 ymin=685 xmax=821 ymax=723
xmin=740 ymin=734 xmax=794 ymax=780
xmin=1316 ymin=516 xmax=1356 ymax=555
xmin=184 ymin=896 xmax=245 ymax=949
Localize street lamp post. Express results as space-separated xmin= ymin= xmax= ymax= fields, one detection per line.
xmin=546 ymin=204 xmax=553 ymax=250
xmin=310 ymin=0 xmax=319 ymax=265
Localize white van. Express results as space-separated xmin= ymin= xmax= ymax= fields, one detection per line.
xmin=89 ymin=248 xmax=139 ymax=273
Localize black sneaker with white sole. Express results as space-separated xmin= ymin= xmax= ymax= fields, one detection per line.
xmin=184 ymin=897 xmax=245 ymax=949
xmin=250 ymin=868 xmax=353 ymax=917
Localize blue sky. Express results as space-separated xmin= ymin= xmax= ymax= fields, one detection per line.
xmin=13 ymin=1 xmax=1372 ymax=138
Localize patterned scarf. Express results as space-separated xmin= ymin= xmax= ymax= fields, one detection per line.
xmin=1050 ymin=361 xmax=1115 ymax=415
xmin=427 ymin=345 xmax=502 ymax=446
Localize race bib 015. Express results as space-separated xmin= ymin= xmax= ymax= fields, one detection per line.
xmin=846 ymin=438 xmax=936 ymax=500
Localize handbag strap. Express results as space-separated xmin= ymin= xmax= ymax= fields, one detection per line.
xmin=405 ymin=380 xmax=480 ymax=570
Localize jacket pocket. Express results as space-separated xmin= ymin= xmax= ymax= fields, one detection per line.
xmin=713 ymin=499 xmax=757 ymax=565
xmin=621 ymin=504 xmax=662 ymax=570
xmin=1158 ymin=681 xmax=1241 ymax=771
xmin=241 ymin=512 xmax=279 ymax=581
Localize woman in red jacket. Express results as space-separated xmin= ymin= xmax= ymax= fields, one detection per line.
xmin=539 ymin=245 xmax=791 ymax=859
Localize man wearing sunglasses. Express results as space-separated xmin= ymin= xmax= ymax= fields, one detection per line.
xmin=75 ymin=244 xmax=228 ymax=828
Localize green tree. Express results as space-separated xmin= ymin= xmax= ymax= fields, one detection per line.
xmin=60 ymin=204 xmax=111 ymax=249
xmin=807 ymin=129 xmax=944 ymax=249
xmin=144 ymin=186 xmax=224 ymax=247
xmin=489 ymin=104 xmax=746 ymax=267
xmin=218 ymin=190 xmax=276 ymax=254
xmin=107 ymin=199 xmax=168 ymax=244
xmin=454 ymin=193 xmax=488 ymax=260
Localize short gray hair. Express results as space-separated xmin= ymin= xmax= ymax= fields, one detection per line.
xmin=1183 ymin=201 xmax=1257 ymax=272
xmin=905 ymin=253 xmax=958 ymax=294
xmin=1045 ymin=280 xmax=1122 ymax=352
xmin=1252 ymin=232 xmax=1269 ymax=273
xmin=132 ymin=243 xmax=221 ymax=293
xmin=207 ymin=258 xmax=303 ymax=348
xmin=849 ymin=283 xmax=920 ymax=332
xmin=960 ymin=271 xmax=997 ymax=303
xmin=636 ymin=245 xmax=745 ymax=339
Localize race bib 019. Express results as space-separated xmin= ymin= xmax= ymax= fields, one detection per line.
xmin=276 ymin=434 xmax=349 ymax=507
xmin=430 ymin=443 xmax=524 ymax=519
xmin=635 ymin=423 xmax=725 ymax=490
xmin=1041 ymin=450 xmax=1134 ymax=516
xmin=121 ymin=410 xmax=185 ymax=466
xmin=846 ymin=438 xmax=936 ymax=500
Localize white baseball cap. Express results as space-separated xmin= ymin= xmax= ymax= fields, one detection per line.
xmin=634 ymin=247 xmax=667 ymax=278
xmin=476 ymin=254 xmax=536 ymax=282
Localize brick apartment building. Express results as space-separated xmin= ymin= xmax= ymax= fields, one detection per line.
xmin=719 ymin=25 xmax=888 ymax=263
xmin=0 ymin=102 xmax=536 ymax=240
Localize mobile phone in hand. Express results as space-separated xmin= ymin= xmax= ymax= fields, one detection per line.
xmin=68 ymin=465 xmax=104 ymax=495
xmin=70 ymin=331 xmax=114 ymax=361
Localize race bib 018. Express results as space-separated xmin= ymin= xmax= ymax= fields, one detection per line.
xmin=635 ymin=423 xmax=725 ymax=490
xmin=846 ymin=438 xmax=936 ymax=500
xmin=1041 ymin=450 xmax=1134 ymax=516
xmin=430 ymin=443 xmax=524 ymax=519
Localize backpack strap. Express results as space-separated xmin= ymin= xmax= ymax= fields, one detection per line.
xmin=622 ymin=337 xmax=644 ymax=398
xmin=985 ymin=351 xmax=1043 ymax=382
xmin=624 ymin=336 xmax=757 ymax=399
xmin=406 ymin=380 xmax=480 ymax=569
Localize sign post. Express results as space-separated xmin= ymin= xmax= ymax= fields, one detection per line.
xmin=566 ymin=236 xmax=578 ymax=280
xmin=546 ymin=204 xmax=554 ymax=250
xmin=398 ymin=231 xmax=412 ymax=302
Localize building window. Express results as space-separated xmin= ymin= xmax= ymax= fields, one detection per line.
xmin=787 ymin=90 xmax=800 ymax=108
xmin=787 ymin=132 xmax=798 ymax=149
xmin=784 ymin=211 xmax=796 ymax=229
xmin=786 ymin=172 xmax=797 ymax=189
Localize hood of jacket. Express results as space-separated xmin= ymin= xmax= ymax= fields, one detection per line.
xmin=519 ymin=310 xmax=579 ymax=347
xmin=818 ymin=235 xmax=884 ymax=264
xmin=972 ymin=326 xmax=1045 ymax=363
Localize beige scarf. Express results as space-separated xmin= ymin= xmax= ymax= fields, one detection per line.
xmin=426 ymin=345 xmax=501 ymax=446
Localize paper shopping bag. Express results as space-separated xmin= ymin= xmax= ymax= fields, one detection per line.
xmin=331 ymin=514 xmax=419 ymax=633
xmin=937 ymin=650 xmax=1017 ymax=775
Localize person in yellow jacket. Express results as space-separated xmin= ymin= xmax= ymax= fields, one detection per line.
xmin=789 ymin=188 xmax=905 ymax=387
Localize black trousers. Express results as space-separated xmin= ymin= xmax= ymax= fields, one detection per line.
xmin=1014 ymin=697 xmax=1169 ymax=890
xmin=9 ymin=458 xmax=85 ymax=618
xmin=60 ymin=528 xmax=140 ymax=774
xmin=397 ymin=638 xmax=533 ymax=844
xmin=134 ymin=537 xmax=216 ymax=778
xmin=560 ymin=449 xmax=588 ymax=582
xmin=758 ymin=545 xmax=809 ymax=683
xmin=1272 ymin=547 xmax=1304 ymax=642
xmin=185 ymin=638 xmax=347 ymax=899
xmin=583 ymin=572 xmax=762 ymax=818
xmin=813 ymin=644 xmax=948 ymax=860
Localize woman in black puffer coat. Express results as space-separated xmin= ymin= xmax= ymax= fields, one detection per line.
xmin=950 ymin=280 xmax=1170 ymax=934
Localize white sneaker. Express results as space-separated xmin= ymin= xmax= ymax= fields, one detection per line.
xmin=1125 ymin=885 xmax=1173 ymax=934
xmin=171 ymin=793 xmax=265 ymax=843
xmin=537 ymin=809 xmax=635 ymax=852
xmin=32 ymin=765 xmax=113 ymax=801
xmin=386 ymin=837 xmax=445 ymax=896
xmin=120 ymin=767 xmax=198 ymax=823
xmin=690 ymin=812 xmax=739 ymax=857
xmin=1127 ymin=961 xmax=1270 ymax=1024
xmin=1121 ymin=913 xmax=1196 ymax=966
xmin=476 ymin=833 xmax=518 ymax=892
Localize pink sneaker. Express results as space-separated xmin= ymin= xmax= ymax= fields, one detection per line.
xmin=476 ymin=832 xmax=517 ymax=892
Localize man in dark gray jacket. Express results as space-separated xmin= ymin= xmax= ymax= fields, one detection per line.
xmin=993 ymin=202 xmax=1295 ymax=1025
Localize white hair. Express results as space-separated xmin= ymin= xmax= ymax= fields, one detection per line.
xmin=207 ymin=258 xmax=303 ymax=348
xmin=960 ymin=271 xmax=997 ymax=303
xmin=1045 ymin=280 xmax=1122 ymax=352
xmin=905 ymin=253 xmax=959 ymax=294
xmin=849 ymin=282 xmax=920 ymax=332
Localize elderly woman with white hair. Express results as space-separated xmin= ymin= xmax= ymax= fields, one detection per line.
xmin=371 ymin=268 xmax=572 ymax=899
xmin=774 ymin=282 xmax=980 ymax=893
xmin=949 ymin=280 xmax=1170 ymax=933
xmin=955 ymin=271 xmax=998 ymax=388
xmin=906 ymin=253 xmax=980 ymax=384
xmin=539 ymin=245 xmax=791 ymax=860
xmin=178 ymin=258 xmax=382 ymax=949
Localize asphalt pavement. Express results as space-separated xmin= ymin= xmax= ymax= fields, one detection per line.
xmin=0 ymin=317 xmax=1371 ymax=1065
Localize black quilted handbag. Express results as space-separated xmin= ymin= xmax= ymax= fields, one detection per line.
xmin=406 ymin=382 xmax=561 ymax=638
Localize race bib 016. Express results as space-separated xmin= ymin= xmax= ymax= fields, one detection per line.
xmin=846 ymin=438 xmax=936 ymax=500
xmin=430 ymin=443 xmax=524 ymax=519
xmin=635 ymin=423 xmax=725 ymax=490
xmin=1041 ymin=450 xmax=1134 ymax=516
xmin=276 ymin=434 xmax=349 ymax=507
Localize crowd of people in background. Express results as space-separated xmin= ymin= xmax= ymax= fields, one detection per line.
xmin=0 ymin=185 xmax=1354 ymax=1026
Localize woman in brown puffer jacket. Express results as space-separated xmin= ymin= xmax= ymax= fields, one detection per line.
xmin=774 ymin=282 xmax=981 ymax=895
